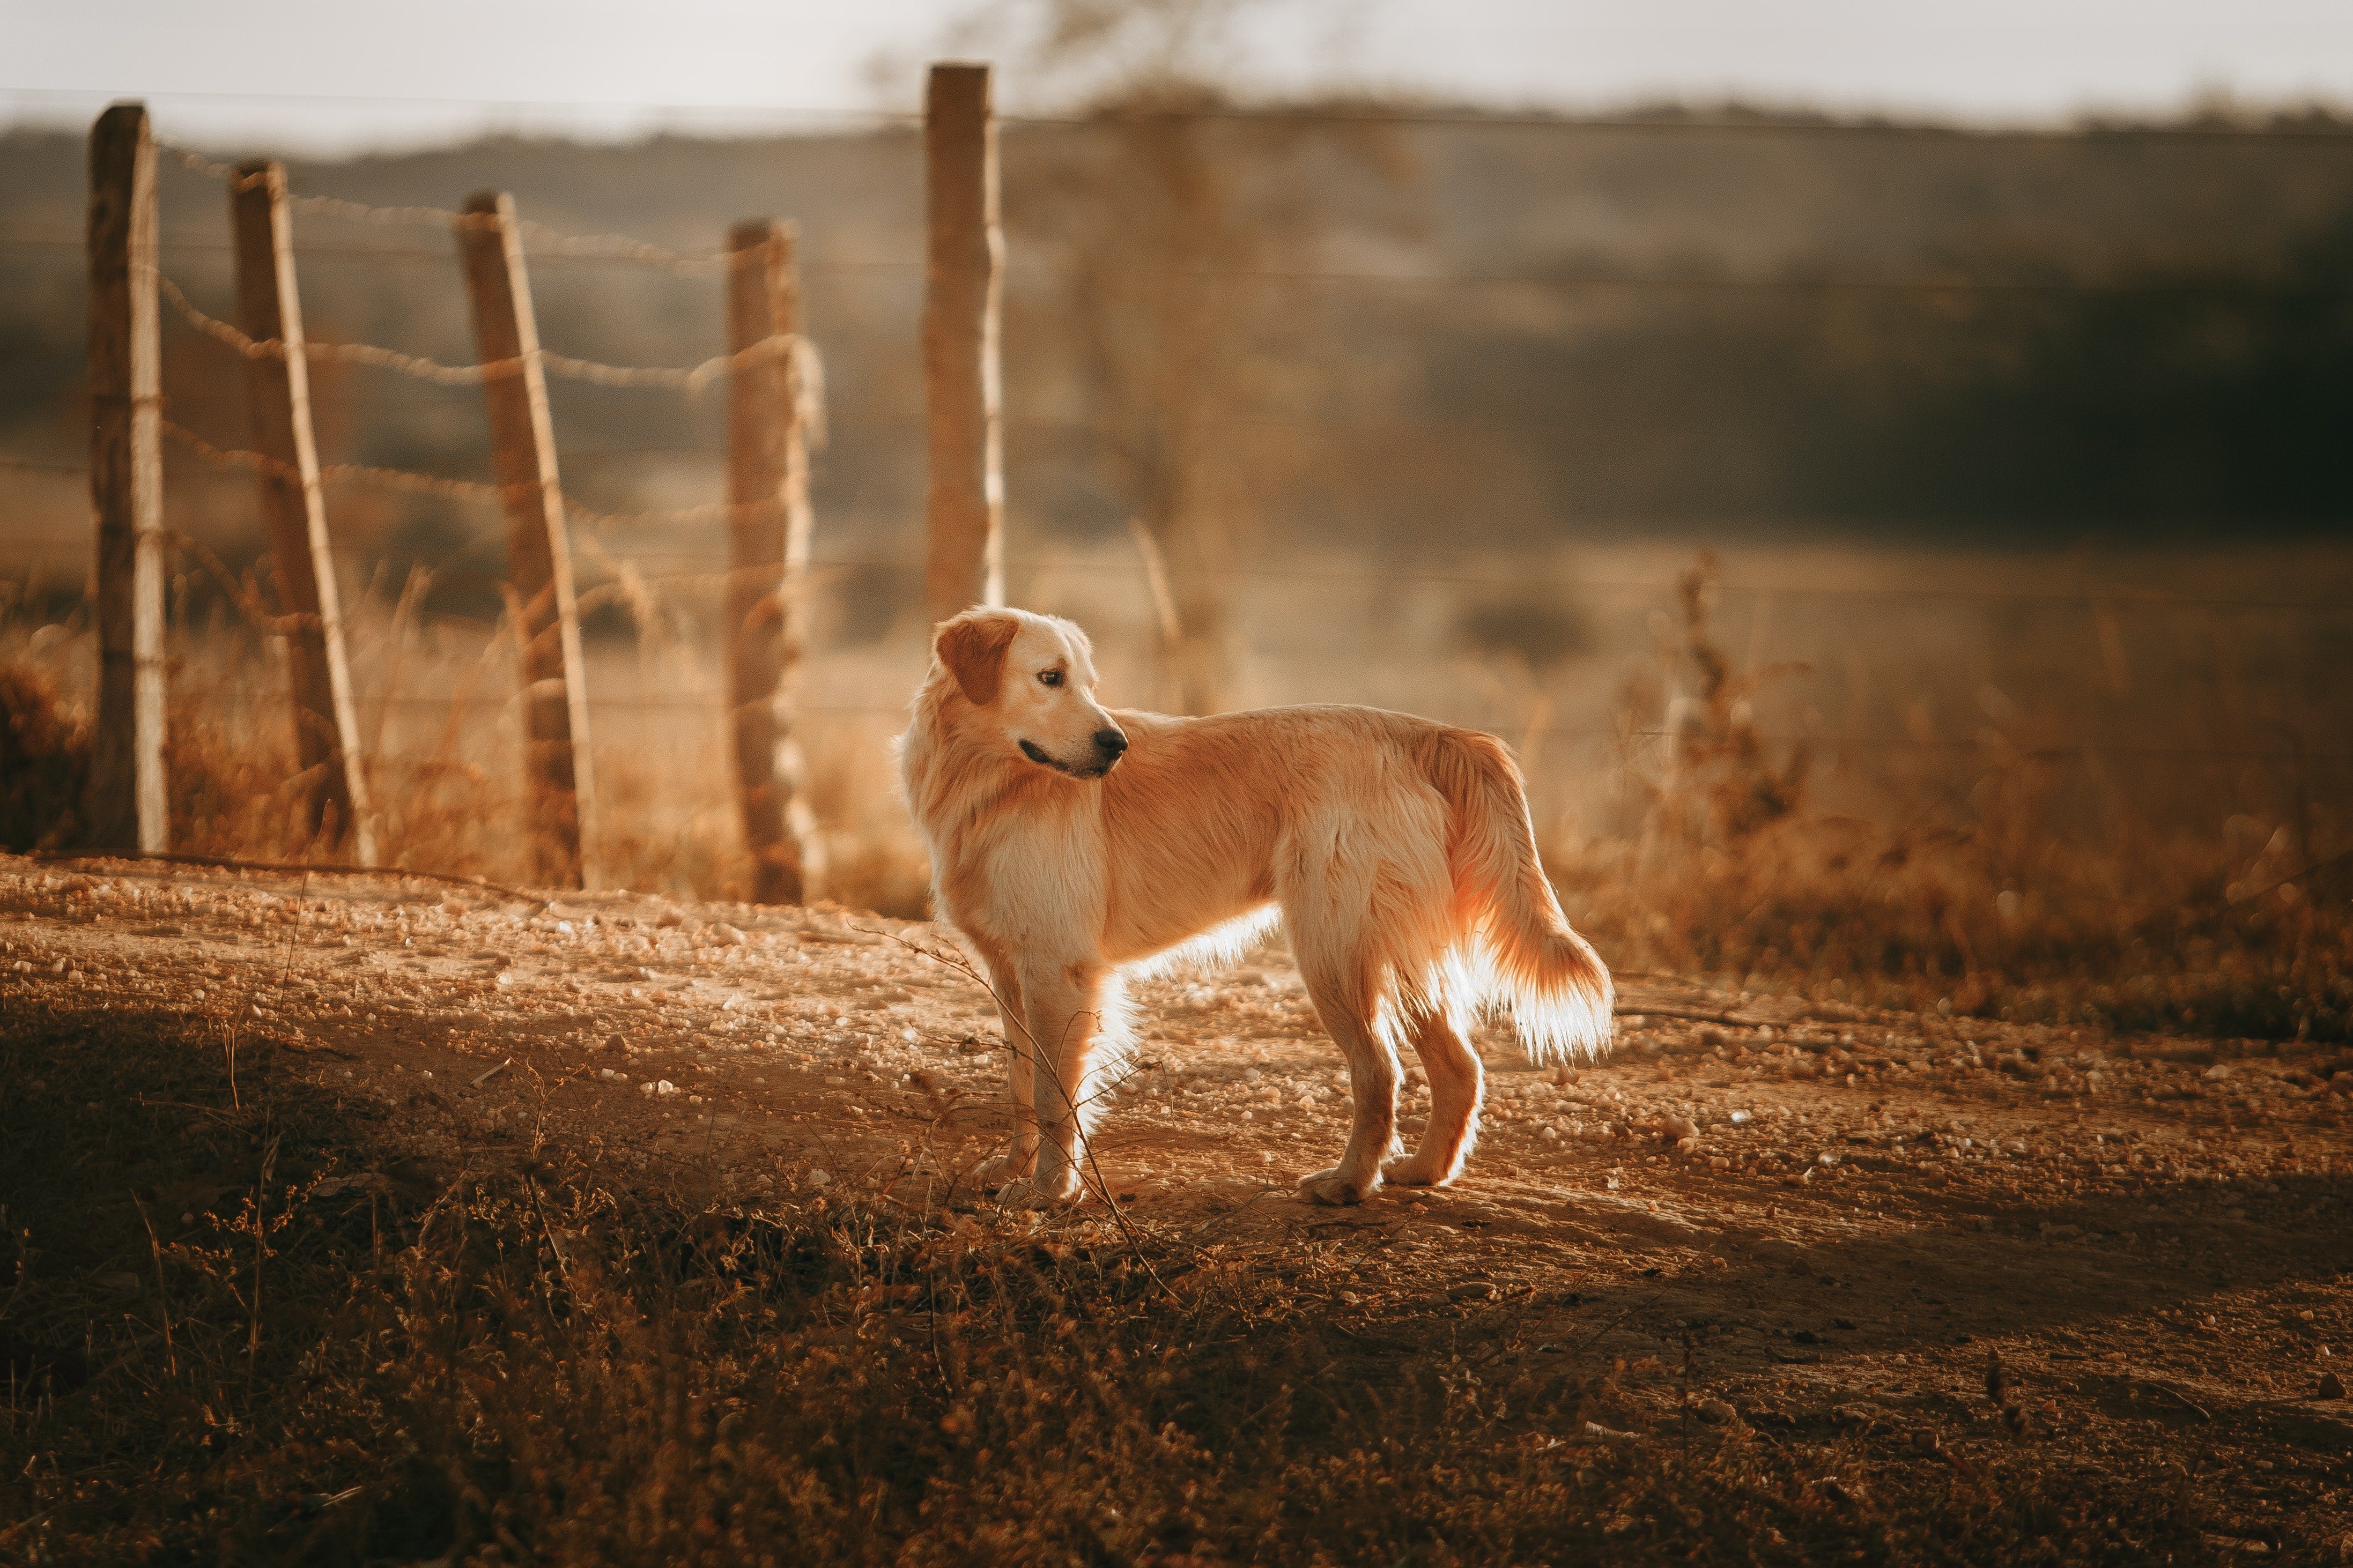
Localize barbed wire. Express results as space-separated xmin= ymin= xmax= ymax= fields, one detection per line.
xmin=162 ymin=417 xmax=520 ymax=504
xmin=55 ymin=431 xmax=2353 ymax=763
xmin=6 ymin=138 xmax=2339 ymax=637
xmin=4 ymin=108 xmax=2330 ymax=801
xmin=18 ymin=86 xmax=2350 ymax=143
xmin=272 ymin=535 xmax=2348 ymax=618
xmin=162 ymin=145 xmax=268 ymax=189
xmin=315 ymin=691 xmax=2353 ymax=763
xmin=10 ymin=222 xmax=2340 ymax=300
xmin=158 ymin=418 xmax=787 ymax=532
xmin=0 ymin=228 xmax=907 ymax=276
xmin=157 ymin=271 xmax=805 ymax=392
xmin=164 ymin=145 xmax=738 ymax=272
xmin=42 ymin=426 xmax=2349 ymax=616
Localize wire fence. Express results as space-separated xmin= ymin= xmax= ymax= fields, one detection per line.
xmin=11 ymin=81 xmax=2353 ymax=139
xmin=14 ymin=219 xmax=2352 ymax=298
xmin=157 ymin=273 xmax=806 ymax=391
xmin=8 ymin=121 xmax=2348 ymax=624
xmin=102 ymin=146 xmax=829 ymax=562
xmin=8 ymin=98 xmax=2351 ymax=895
xmin=337 ymin=687 xmax=2353 ymax=766
xmin=7 ymin=116 xmax=2349 ymax=600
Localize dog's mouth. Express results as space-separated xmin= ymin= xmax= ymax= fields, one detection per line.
xmin=1019 ymin=739 xmax=1116 ymax=779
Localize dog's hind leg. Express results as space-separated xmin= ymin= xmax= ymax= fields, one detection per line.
xmin=1294 ymin=964 xmax=1400 ymax=1206
xmin=1384 ymin=1012 xmax=1483 ymax=1188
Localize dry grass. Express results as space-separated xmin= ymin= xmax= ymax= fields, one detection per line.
xmin=1543 ymin=557 xmax=2352 ymax=1044
xmin=0 ymin=1003 xmax=2240 ymax=1566
xmin=3 ymin=541 xmax=2347 ymax=1046
xmin=0 ymin=577 xmax=930 ymax=915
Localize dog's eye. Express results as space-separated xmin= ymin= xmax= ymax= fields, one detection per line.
xmin=1038 ymin=670 xmax=1063 ymax=687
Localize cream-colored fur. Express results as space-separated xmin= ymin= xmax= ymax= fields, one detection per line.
xmin=899 ymin=606 xmax=1615 ymax=1207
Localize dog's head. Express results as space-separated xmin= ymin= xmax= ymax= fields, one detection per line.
xmin=930 ymin=608 xmax=1128 ymax=778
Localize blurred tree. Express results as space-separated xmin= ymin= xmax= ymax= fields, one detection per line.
xmin=966 ymin=0 xmax=1408 ymax=711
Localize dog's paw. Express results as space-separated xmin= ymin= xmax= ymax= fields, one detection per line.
xmin=973 ymin=1154 xmax=1037 ymax=1188
xmin=1380 ymin=1154 xmax=1452 ymax=1188
xmin=1299 ymin=1168 xmax=1379 ymax=1206
xmin=996 ymin=1171 xmax=1083 ymax=1209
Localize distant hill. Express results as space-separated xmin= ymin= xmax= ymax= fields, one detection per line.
xmin=5 ymin=107 xmax=2352 ymax=606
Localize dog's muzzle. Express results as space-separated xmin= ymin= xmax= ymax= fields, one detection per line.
xmin=1021 ymin=728 xmax=1128 ymax=778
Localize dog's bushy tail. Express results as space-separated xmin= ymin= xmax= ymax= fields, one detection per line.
xmin=1422 ymin=729 xmax=1614 ymax=1065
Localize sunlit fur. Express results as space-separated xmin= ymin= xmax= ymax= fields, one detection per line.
xmin=899 ymin=606 xmax=1615 ymax=1207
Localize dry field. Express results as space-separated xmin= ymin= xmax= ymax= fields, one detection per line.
xmin=6 ymin=538 xmax=2350 ymax=1048
xmin=4 ymin=539 xmax=2351 ymax=1560
xmin=3 ymin=855 xmax=2350 ymax=1563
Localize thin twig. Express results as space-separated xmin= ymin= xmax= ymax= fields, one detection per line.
xmin=221 ymin=1017 xmax=241 ymax=1113
xmin=246 ymin=1130 xmax=282 ymax=1400
xmin=2138 ymin=1380 xmax=2213 ymax=1421
xmin=859 ymin=926 xmax=1178 ymax=1299
xmin=521 ymin=1173 xmax=574 ymax=1297
xmin=130 ymin=1192 xmax=176 ymax=1378
xmin=1616 ymin=1005 xmax=1777 ymax=1028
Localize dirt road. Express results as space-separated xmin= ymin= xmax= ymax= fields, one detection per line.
xmin=7 ymin=851 xmax=2351 ymax=1549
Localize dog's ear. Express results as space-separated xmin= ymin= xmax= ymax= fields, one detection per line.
xmin=935 ymin=612 xmax=1019 ymax=707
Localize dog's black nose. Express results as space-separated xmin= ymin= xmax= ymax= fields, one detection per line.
xmin=1095 ymin=727 xmax=1129 ymax=756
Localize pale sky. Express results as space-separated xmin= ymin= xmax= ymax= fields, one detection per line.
xmin=5 ymin=0 xmax=2350 ymax=153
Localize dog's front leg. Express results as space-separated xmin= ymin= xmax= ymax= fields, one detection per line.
xmin=993 ymin=960 xmax=1105 ymax=1208
xmin=965 ymin=943 xmax=1039 ymax=1188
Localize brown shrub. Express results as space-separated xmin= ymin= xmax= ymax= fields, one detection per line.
xmin=0 ymin=659 xmax=88 ymax=850
xmin=1550 ymin=553 xmax=2351 ymax=1041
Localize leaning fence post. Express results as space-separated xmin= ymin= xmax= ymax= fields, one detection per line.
xmin=230 ymin=159 xmax=376 ymax=863
xmin=85 ymin=101 xmax=167 ymax=853
xmin=455 ymin=190 xmax=595 ymax=890
xmin=922 ymin=62 xmax=1004 ymax=625
xmin=726 ymin=219 xmax=825 ymax=905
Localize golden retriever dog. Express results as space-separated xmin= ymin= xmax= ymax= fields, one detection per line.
xmin=899 ymin=606 xmax=1614 ymax=1207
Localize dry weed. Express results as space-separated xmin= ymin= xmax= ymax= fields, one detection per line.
xmin=0 ymin=1006 xmax=2238 ymax=1565
xmin=3 ymin=545 xmax=2345 ymax=1039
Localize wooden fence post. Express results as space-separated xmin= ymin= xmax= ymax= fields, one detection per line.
xmin=85 ymin=101 xmax=167 ymax=852
xmin=726 ymin=220 xmax=825 ymax=905
xmin=230 ymin=159 xmax=376 ymax=863
xmin=456 ymin=190 xmax=595 ymax=890
xmin=922 ymin=62 xmax=1004 ymax=625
